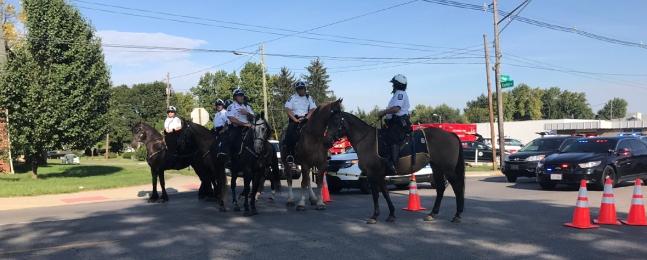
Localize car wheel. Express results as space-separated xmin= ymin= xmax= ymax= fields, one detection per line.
xmin=539 ymin=181 xmax=556 ymax=190
xmin=359 ymin=178 xmax=371 ymax=194
xmin=505 ymin=174 xmax=517 ymax=183
xmin=395 ymin=183 xmax=409 ymax=190
xmin=327 ymin=175 xmax=343 ymax=193
xmin=595 ymin=166 xmax=617 ymax=191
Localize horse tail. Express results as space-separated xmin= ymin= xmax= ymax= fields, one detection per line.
xmin=453 ymin=133 xmax=465 ymax=179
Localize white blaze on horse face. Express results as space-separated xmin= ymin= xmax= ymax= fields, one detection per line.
xmin=254 ymin=119 xmax=267 ymax=153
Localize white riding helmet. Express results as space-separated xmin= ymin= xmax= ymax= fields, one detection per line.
xmin=390 ymin=74 xmax=407 ymax=85
xmin=167 ymin=106 xmax=177 ymax=113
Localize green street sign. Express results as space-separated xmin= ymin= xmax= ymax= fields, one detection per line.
xmin=502 ymin=80 xmax=514 ymax=88
xmin=500 ymin=75 xmax=511 ymax=82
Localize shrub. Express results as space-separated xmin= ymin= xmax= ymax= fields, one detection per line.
xmin=122 ymin=152 xmax=133 ymax=159
xmin=134 ymin=146 xmax=147 ymax=161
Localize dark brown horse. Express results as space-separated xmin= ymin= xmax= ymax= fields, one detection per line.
xmin=131 ymin=121 xmax=227 ymax=211
xmin=325 ymin=109 xmax=465 ymax=224
xmin=281 ymin=99 xmax=343 ymax=210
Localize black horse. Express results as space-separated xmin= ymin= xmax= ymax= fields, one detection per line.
xmin=229 ymin=116 xmax=280 ymax=216
xmin=325 ymin=109 xmax=465 ymax=224
xmin=280 ymin=100 xmax=343 ymax=211
xmin=131 ymin=121 xmax=227 ymax=210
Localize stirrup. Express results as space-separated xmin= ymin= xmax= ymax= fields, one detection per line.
xmin=286 ymin=155 xmax=295 ymax=164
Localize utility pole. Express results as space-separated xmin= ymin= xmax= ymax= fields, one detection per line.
xmin=104 ymin=133 xmax=109 ymax=159
xmin=492 ymin=0 xmax=506 ymax=168
xmin=165 ymin=72 xmax=171 ymax=108
xmin=260 ymin=44 xmax=268 ymax=121
xmin=483 ymin=34 xmax=497 ymax=171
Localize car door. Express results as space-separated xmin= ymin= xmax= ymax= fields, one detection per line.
xmin=615 ymin=140 xmax=635 ymax=178
xmin=629 ymin=140 xmax=647 ymax=176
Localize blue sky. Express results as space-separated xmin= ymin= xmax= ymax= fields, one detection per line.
xmin=22 ymin=0 xmax=647 ymax=113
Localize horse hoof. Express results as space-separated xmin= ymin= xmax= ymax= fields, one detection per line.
xmin=243 ymin=211 xmax=252 ymax=217
xmin=310 ymin=200 xmax=318 ymax=206
xmin=233 ymin=206 xmax=241 ymax=212
xmin=366 ymin=218 xmax=378 ymax=224
xmin=267 ymin=197 xmax=275 ymax=203
xmin=423 ymin=215 xmax=435 ymax=222
xmin=147 ymin=197 xmax=159 ymax=203
xmin=296 ymin=205 xmax=306 ymax=211
xmin=286 ymin=201 xmax=295 ymax=207
xmin=315 ymin=205 xmax=326 ymax=211
xmin=451 ymin=216 xmax=462 ymax=223
xmin=219 ymin=207 xmax=227 ymax=213
xmin=386 ymin=216 xmax=396 ymax=223
xmin=251 ymin=209 xmax=259 ymax=216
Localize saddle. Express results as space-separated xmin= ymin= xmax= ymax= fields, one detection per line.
xmin=164 ymin=120 xmax=197 ymax=169
xmin=378 ymin=130 xmax=430 ymax=174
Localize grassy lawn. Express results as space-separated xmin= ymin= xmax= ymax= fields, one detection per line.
xmin=465 ymin=164 xmax=500 ymax=172
xmin=0 ymin=157 xmax=194 ymax=197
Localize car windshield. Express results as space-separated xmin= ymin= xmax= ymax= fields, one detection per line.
xmin=345 ymin=147 xmax=356 ymax=154
xmin=561 ymin=139 xmax=617 ymax=153
xmin=519 ymin=139 xmax=563 ymax=152
xmin=505 ymin=139 xmax=523 ymax=146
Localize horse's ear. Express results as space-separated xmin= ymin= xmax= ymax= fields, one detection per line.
xmin=336 ymin=98 xmax=343 ymax=104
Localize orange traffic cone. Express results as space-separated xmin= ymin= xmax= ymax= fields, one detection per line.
xmin=564 ymin=179 xmax=599 ymax=229
xmin=321 ymin=172 xmax=332 ymax=204
xmin=594 ymin=177 xmax=621 ymax=225
xmin=402 ymin=174 xmax=426 ymax=211
xmin=621 ymin=178 xmax=647 ymax=226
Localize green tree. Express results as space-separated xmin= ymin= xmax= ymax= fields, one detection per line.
xmin=268 ymin=67 xmax=295 ymax=136
xmin=191 ymin=70 xmax=239 ymax=112
xmin=510 ymin=84 xmax=543 ymax=120
xmin=411 ymin=104 xmax=465 ymax=123
xmin=557 ymin=90 xmax=594 ymax=119
xmin=597 ymin=97 xmax=628 ymax=120
xmin=239 ymin=62 xmax=267 ymax=113
xmin=0 ymin=0 xmax=110 ymax=176
xmin=541 ymin=87 xmax=561 ymax=119
xmin=107 ymin=85 xmax=139 ymax=152
xmin=464 ymin=94 xmax=490 ymax=123
xmin=171 ymin=92 xmax=196 ymax=120
xmin=303 ymin=58 xmax=336 ymax=103
xmin=130 ymin=81 xmax=167 ymax=126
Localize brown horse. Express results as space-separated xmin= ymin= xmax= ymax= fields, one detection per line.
xmin=325 ymin=108 xmax=465 ymax=224
xmin=281 ymin=99 xmax=343 ymax=210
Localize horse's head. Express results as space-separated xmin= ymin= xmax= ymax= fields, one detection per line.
xmin=325 ymin=110 xmax=347 ymax=146
xmin=131 ymin=122 xmax=146 ymax=149
xmin=253 ymin=117 xmax=272 ymax=153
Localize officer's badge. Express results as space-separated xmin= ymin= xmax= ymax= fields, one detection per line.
xmin=397 ymin=94 xmax=403 ymax=100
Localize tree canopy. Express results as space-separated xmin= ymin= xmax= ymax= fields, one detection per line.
xmin=597 ymin=97 xmax=628 ymax=120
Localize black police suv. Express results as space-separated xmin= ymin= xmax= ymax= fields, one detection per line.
xmin=502 ymin=136 xmax=579 ymax=182
xmin=536 ymin=136 xmax=647 ymax=190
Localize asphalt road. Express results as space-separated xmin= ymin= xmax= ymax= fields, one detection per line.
xmin=1 ymin=176 xmax=646 ymax=260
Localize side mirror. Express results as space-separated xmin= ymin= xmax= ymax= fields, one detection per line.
xmin=617 ymin=148 xmax=631 ymax=157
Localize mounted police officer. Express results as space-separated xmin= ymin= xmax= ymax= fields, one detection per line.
xmin=283 ymin=81 xmax=316 ymax=161
xmin=164 ymin=106 xmax=183 ymax=157
xmin=377 ymin=74 xmax=411 ymax=173
xmin=213 ymin=99 xmax=229 ymax=156
xmin=227 ymin=88 xmax=255 ymax=155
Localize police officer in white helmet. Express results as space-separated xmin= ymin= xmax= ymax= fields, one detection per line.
xmin=377 ymin=74 xmax=411 ymax=173
xmin=283 ymin=81 xmax=316 ymax=161
xmin=164 ymin=106 xmax=183 ymax=157
xmin=226 ymin=88 xmax=255 ymax=155
xmin=212 ymin=99 xmax=229 ymax=156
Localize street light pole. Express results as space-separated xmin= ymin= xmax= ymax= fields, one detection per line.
xmin=492 ymin=0 xmax=506 ymax=168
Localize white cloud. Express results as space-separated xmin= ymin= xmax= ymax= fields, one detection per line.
xmin=97 ymin=30 xmax=207 ymax=66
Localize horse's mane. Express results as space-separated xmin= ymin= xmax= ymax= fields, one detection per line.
xmin=341 ymin=111 xmax=375 ymax=130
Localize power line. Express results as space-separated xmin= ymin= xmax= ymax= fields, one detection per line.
xmin=422 ymin=0 xmax=647 ymax=50
xmin=72 ymin=0 xmax=451 ymax=53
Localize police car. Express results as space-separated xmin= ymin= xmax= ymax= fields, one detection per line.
xmin=326 ymin=148 xmax=437 ymax=194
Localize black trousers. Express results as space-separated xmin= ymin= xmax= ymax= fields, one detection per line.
xmin=284 ymin=119 xmax=305 ymax=156
xmin=164 ymin=131 xmax=180 ymax=154
xmin=228 ymin=126 xmax=251 ymax=155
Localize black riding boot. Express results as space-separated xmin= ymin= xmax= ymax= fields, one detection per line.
xmin=390 ymin=144 xmax=400 ymax=174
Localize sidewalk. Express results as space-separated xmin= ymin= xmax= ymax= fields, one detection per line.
xmin=0 ymin=175 xmax=202 ymax=211
xmin=465 ymin=170 xmax=504 ymax=177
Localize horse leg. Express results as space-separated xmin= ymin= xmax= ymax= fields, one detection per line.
xmin=367 ymin=178 xmax=380 ymax=224
xmin=296 ymin=166 xmax=309 ymax=211
xmin=148 ymin=169 xmax=159 ymax=203
xmin=160 ymin=171 xmax=169 ymax=202
xmin=314 ymin=169 xmax=326 ymax=210
xmin=425 ymin=168 xmax=447 ymax=221
xmin=242 ymin=169 xmax=252 ymax=216
xmin=217 ymin=163 xmax=228 ymax=212
xmin=285 ymin=162 xmax=295 ymax=207
xmin=231 ymin=171 xmax=240 ymax=212
xmin=308 ymin=170 xmax=319 ymax=206
xmin=379 ymin=179 xmax=395 ymax=222
xmin=447 ymin=175 xmax=465 ymax=223
xmin=249 ymin=170 xmax=262 ymax=216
